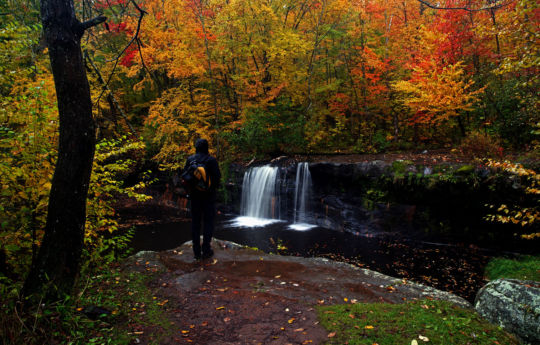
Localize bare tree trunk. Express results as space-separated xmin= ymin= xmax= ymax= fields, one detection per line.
xmin=22 ymin=0 xmax=105 ymax=302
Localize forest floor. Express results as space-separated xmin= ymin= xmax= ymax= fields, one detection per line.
xmin=119 ymin=239 xmax=473 ymax=345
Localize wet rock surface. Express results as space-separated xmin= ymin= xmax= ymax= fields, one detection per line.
xmin=125 ymin=239 xmax=470 ymax=344
xmin=475 ymin=279 xmax=540 ymax=344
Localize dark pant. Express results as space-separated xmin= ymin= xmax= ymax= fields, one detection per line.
xmin=190 ymin=196 xmax=215 ymax=257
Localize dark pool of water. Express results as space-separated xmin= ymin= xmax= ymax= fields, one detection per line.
xmin=130 ymin=215 xmax=531 ymax=303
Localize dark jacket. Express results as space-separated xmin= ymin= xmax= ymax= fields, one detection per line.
xmin=183 ymin=152 xmax=221 ymax=198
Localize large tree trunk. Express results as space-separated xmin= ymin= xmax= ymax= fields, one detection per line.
xmin=22 ymin=0 xmax=105 ymax=302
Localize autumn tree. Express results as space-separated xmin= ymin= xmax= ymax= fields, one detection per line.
xmin=22 ymin=0 xmax=106 ymax=301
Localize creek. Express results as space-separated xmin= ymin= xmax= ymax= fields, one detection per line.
xmin=127 ymin=161 xmax=538 ymax=303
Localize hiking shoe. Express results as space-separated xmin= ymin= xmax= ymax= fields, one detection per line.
xmin=202 ymin=249 xmax=214 ymax=259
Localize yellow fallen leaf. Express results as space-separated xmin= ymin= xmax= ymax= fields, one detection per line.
xmin=157 ymin=299 xmax=169 ymax=306
xmin=418 ymin=335 xmax=429 ymax=342
xmin=294 ymin=328 xmax=304 ymax=332
xmin=216 ymin=306 xmax=225 ymax=310
xmin=288 ymin=318 xmax=295 ymax=324
xmin=344 ymin=297 xmax=348 ymax=302
xmin=181 ymin=330 xmax=189 ymax=334
xmin=365 ymin=325 xmax=374 ymax=329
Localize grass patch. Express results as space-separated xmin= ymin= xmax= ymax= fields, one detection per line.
xmin=485 ymin=255 xmax=540 ymax=281
xmin=1 ymin=264 xmax=173 ymax=345
xmin=317 ymin=300 xmax=518 ymax=345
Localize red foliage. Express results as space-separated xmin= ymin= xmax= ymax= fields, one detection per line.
xmin=120 ymin=47 xmax=137 ymax=67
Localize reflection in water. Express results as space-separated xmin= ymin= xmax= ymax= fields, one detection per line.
xmin=130 ymin=216 xmax=501 ymax=302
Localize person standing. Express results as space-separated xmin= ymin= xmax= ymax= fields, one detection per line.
xmin=183 ymin=139 xmax=221 ymax=260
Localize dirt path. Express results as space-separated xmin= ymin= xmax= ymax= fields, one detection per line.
xmin=124 ymin=239 xmax=470 ymax=345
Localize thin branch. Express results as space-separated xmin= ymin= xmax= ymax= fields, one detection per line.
xmin=85 ymin=50 xmax=136 ymax=134
xmin=135 ymin=37 xmax=162 ymax=90
xmin=96 ymin=0 xmax=146 ymax=106
xmin=416 ymin=0 xmax=514 ymax=12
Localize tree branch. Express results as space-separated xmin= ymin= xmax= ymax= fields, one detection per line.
xmin=79 ymin=15 xmax=107 ymax=31
xmin=416 ymin=0 xmax=514 ymax=12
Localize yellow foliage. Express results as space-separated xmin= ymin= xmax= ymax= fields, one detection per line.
xmin=392 ymin=61 xmax=483 ymax=125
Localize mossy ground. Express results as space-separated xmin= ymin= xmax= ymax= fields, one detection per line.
xmin=317 ymin=299 xmax=518 ymax=345
xmin=485 ymin=255 xmax=540 ymax=281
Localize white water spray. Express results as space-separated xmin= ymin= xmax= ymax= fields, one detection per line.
xmin=290 ymin=162 xmax=316 ymax=231
xmin=232 ymin=165 xmax=282 ymax=227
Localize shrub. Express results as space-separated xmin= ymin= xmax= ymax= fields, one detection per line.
xmin=459 ymin=131 xmax=503 ymax=158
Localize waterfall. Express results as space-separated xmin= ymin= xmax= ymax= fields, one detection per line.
xmin=293 ymin=162 xmax=312 ymax=223
xmin=240 ymin=165 xmax=280 ymax=218
xmin=232 ymin=165 xmax=282 ymax=227
xmin=290 ymin=162 xmax=315 ymax=230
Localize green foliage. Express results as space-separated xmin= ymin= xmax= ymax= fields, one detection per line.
xmin=318 ymin=300 xmax=518 ymax=345
xmin=84 ymin=137 xmax=152 ymax=267
xmin=485 ymin=255 xmax=540 ymax=281
xmin=474 ymin=78 xmax=536 ymax=149
xmin=227 ymin=99 xmax=305 ymax=156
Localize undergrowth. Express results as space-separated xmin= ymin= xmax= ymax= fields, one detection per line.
xmin=1 ymin=263 xmax=172 ymax=345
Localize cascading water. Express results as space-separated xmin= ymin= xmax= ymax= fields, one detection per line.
xmin=290 ymin=162 xmax=316 ymax=231
xmin=231 ymin=165 xmax=283 ymax=227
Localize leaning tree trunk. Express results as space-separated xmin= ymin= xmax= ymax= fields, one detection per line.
xmin=22 ymin=0 xmax=105 ymax=301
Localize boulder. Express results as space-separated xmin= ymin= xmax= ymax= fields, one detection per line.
xmin=122 ymin=250 xmax=167 ymax=273
xmin=474 ymin=279 xmax=540 ymax=344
